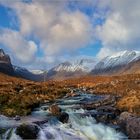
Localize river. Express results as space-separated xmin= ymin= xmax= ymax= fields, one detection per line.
xmin=0 ymin=89 xmax=127 ymax=140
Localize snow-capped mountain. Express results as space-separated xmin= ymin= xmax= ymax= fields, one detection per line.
xmin=0 ymin=48 xmax=140 ymax=80
xmin=91 ymin=50 xmax=140 ymax=75
xmin=53 ymin=59 xmax=96 ymax=72
xmin=47 ymin=58 xmax=96 ymax=80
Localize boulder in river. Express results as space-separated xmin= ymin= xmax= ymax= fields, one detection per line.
xmin=14 ymin=115 xmax=21 ymax=121
xmin=16 ymin=123 xmax=39 ymax=139
xmin=48 ymin=104 xmax=69 ymax=123
xmin=119 ymin=112 xmax=140 ymax=139
xmin=58 ymin=112 xmax=69 ymax=123
xmin=48 ymin=104 xmax=62 ymax=116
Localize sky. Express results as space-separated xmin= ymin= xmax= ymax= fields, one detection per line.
xmin=0 ymin=0 xmax=140 ymax=69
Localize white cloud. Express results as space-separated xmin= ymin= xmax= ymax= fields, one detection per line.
xmin=1 ymin=0 xmax=140 ymax=68
xmin=0 ymin=0 xmax=94 ymax=67
xmin=96 ymin=0 xmax=140 ymax=58
xmin=45 ymin=11 xmax=92 ymax=55
xmin=16 ymin=1 xmax=93 ymax=56
xmin=0 ymin=29 xmax=37 ymax=63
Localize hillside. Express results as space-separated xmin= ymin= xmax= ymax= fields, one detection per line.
xmin=0 ymin=73 xmax=69 ymax=116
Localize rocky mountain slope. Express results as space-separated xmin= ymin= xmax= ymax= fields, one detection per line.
xmin=0 ymin=49 xmax=15 ymax=76
xmin=13 ymin=66 xmax=47 ymax=81
xmin=0 ymin=49 xmax=46 ymax=81
xmin=91 ymin=51 xmax=140 ymax=75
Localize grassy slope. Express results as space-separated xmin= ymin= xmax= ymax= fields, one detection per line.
xmin=0 ymin=73 xmax=69 ymax=116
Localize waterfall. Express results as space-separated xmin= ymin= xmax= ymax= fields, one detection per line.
xmin=36 ymin=109 xmax=126 ymax=140
xmin=2 ymin=128 xmax=22 ymax=140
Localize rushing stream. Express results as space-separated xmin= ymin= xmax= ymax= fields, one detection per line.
xmin=0 ymin=90 xmax=127 ymax=140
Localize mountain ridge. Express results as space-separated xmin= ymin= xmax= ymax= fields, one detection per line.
xmin=91 ymin=50 xmax=140 ymax=75
xmin=0 ymin=48 xmax=140 ymax=81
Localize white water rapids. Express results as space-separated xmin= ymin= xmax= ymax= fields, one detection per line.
xmin=1 ymin=91 xmax=127 ymax=140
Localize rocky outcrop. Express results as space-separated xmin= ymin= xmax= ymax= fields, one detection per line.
xmin=0 ymin=49 xmax=15 ymax=75
xmin=0 ymin=49 xmax=11 ymax=63
xmin=118 ymin=112 xmax=140 ymax=139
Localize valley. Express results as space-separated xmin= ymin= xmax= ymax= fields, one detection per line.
xmin=0 ymin=49 xmax=140 ymax=139
xmin=0 ymin=0 xmax=140 ymax=139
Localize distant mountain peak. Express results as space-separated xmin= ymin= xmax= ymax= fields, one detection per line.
xmin=91 ymin=50 xmax=140 ymax=75
xmin=97 ymin=50 xmax=140 ymax=69
xmin=47 ymin=58 xmax=96 ymax=79
xmin=52 ymin=58 xmax=96 ymax=73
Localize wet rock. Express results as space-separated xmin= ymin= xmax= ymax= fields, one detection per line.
xmin=119 ymin=112 xmax=140 ymax=139
xmin=41 ymin=106 xmax=48 ymax=111
xmin=97 ymin=106 xmax=121 ymax=118
xmin=16 ymin=124 xmax=39 ymax=139
xmin=14 ymin=115 xmax=20 ymax=121
xmin=65 ymin=92 xmax=78 ymax=98
xmin=0 ymin=127 xmax=7 ymax=135
xmin=97 ymin=106 xmax=116 ymax=112
xmin=96 ymin=113 xmax=109 ymax=123
xmin=58 ymin=112 xmax=69 ymax=123
xmin=48 ymin=104 xmax=69 ymax=123
xmin=82 ymin=101 xmax=101 ymax=110
xmin=91 ymin=106 xmax=121 ymax=124
xmin=82 ymin=95 xmax=117 ymax=110
xmin=101 ymin=95 xmax=116 ymax=106
xmin=48 ymin=104 xmax=61 ymax=116
xmin=34 ymin=120 xmax=48 ymax=125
